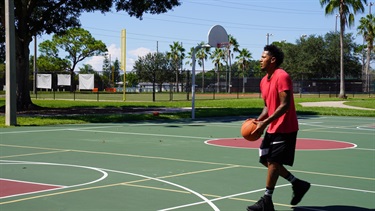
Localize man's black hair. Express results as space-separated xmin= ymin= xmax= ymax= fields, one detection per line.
xmin=264 ymin=44 xmax=284 ymax=67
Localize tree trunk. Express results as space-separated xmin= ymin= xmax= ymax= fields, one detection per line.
xmin=175 ymin=69 xmax=179 ymax=93
xmin=202 ymin=61 xmax=205 ymax=93
xmin=339 ymin=13 xmax=346 ymax=99
xmin=16 ymin=35 xmax=34 ymax=110
xmin=228 ymin=50 xmax=232 ymax=94
xmin=242 ymin=64 xmax=245 ymax=93
xmin=365 ymin=43 xmax=371 ymax=93
xmin=216 ymin=63 xmax=220 ymax=93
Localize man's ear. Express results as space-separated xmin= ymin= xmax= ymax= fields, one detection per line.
xmin=271 ymin=56 xmax=276 ymax=64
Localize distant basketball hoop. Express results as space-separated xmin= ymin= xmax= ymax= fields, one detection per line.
xmin=207 ymin=25 xmax=229 ymax=48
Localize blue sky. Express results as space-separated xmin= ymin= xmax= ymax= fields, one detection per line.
xmin=32 ymin=0 xmax=373 ymax=73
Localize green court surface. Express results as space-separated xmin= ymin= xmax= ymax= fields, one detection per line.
xmin=0 ymin=116 xmax=374 ymax=211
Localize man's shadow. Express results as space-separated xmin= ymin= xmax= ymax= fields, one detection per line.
xmin=293 ymin=205 xmax=374 ymax=211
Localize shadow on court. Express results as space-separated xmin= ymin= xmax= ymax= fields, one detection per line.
xmin=294 ymin=206 xmax=375 ymax=211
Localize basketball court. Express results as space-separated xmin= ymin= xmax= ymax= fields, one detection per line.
xmin=0 ymin=115 xmax=374 ymax=210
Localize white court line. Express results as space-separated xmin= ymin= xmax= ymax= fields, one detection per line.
xmin=312 ymin=184 xmax=375 ymax=194
xmin=0 ymin=160 xmax=108 ymax=199
xmin=158 ymin=182 xmax=375 ymax=211
xmin=72 ymin=128 xmax=211 ymax=140
xmin=0 ymin=125 xmax=123 ymax=135
xmin=98 ymin=168 xmax=220 ymax=211
xmin=354 ymin=148 xmax=375 ymax=151
xmin=356 ymin=126 xmax=375 ymax=131
xmin=157 ymin=184 xmax=291 ymax=211
xmin=0 ymin=160 xmax=219 ymax=211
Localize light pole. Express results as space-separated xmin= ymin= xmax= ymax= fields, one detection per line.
xmin=266 ymin=33 xmax=273 ymax=45
xmin=191 ymin=44 xmax=211 ymax=119
xmin=335 ymin=14 xmax=339 ymax=33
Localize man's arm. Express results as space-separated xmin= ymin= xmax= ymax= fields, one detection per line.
xmin=253 ymin=90 xmax=291 ymax=134
xmin=257 ymin=104 xmax=269 ymax=121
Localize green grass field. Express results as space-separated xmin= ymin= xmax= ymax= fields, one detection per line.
xmin=0 ymin=93 xmax=374 ymax=127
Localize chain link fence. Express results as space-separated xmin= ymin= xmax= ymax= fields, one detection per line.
xmin=1 ymin=70 xmax=373 ymax=102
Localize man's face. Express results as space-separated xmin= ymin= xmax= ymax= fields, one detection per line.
xmin=260 ymin=51 xmax=274 ymax=71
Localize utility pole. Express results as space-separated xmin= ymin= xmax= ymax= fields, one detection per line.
xmin=266 ymin=33 xmax=273 ymax=45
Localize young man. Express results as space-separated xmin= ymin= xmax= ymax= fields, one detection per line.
xmin=246 ymin=45 xmax=310 ymax=211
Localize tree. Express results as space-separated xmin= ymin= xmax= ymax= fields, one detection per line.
xmin=79 ymin=64 xmax=96 ymax=74
xmin=320 ymin=0 xmax=367 ymax=98
xmin=357 ymin=14 xmax=375 ymax=92
xmin=102 ymin=54 xmax=111 ymax=88
xmin=281 ymin=33 xmax=361 ymax=80
xmin=196 ymin=42 xmax=210 ymax=93
xmin=235 ymin=48 xmax=252 ymax=93
xmin=112 ymin=59 xmax=121 ymax=86
xmin=166 ymin=41 xmax=185 ymax=92
xmin=226 ymin=35 xmax=240 ymax=93
xmin=0 ymin=0 xmax=181 ymax=109
xmin=125 ymin=71 xmax=139 ymax=88
xmin=133 ymin=52 xmax=173 ymax=100
xmin=38 ymin=40 xmax=71 ymax=73
xmin=210 ymin=48 xmax=226 ymax=93
xmin=42 ymin=28 xmax=107 ymax=91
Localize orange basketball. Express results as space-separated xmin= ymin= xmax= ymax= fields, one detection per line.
xmin=241 ymin=119 xmax=261 ymax=141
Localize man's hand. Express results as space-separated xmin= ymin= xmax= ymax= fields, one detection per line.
xmin=251 ymin=119 xmax=266 ymax=136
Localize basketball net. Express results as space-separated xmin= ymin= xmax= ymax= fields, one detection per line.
xmin=217 ymin=42 xmax=230 ymax=48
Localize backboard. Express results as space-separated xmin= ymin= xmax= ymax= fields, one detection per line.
xmin=207 ymin=25 xmax=229 ymax=48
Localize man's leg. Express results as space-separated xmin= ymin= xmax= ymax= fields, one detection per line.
xmin=265 ymin=161 xmax=280 ymax=197
xmin=277 ymin=164 xmax=311 ymax=205
xmin=247 ymin=162 xmax=278 ymax=211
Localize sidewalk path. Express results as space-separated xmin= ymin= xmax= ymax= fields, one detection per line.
xmin=299 ymin=101 xmax=375 ymax=111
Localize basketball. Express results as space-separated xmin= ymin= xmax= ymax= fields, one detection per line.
xmin=241 ymin=119 xmax=261 ymax=141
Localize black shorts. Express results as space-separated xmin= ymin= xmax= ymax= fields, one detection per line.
xmin=259 ymin=131 xmax=298 ymax=166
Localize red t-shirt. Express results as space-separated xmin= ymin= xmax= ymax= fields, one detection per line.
xmin=260 ymin=68 xmax=298 ymax=133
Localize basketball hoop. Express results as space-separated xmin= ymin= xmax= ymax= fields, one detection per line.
xmin=207 ymin=25 xmax=229 ymax=48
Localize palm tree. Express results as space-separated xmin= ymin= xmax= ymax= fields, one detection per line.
xmin=226 ymin=35 xmax=240 ymax=93
xmin=210 ymin=48 xmax=226 ymax=93
xmin=357 ymin=13 xmax=375 ymax=92
xmin=167 ymin=41 xmax=185 ymax=92
xmin=196 ymin=41 xmax=211 ymax=93
xmin=320 ymin=0 xmax=366 ymax=98
xmin=236 ymin=48 xmax=252 ymax=93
